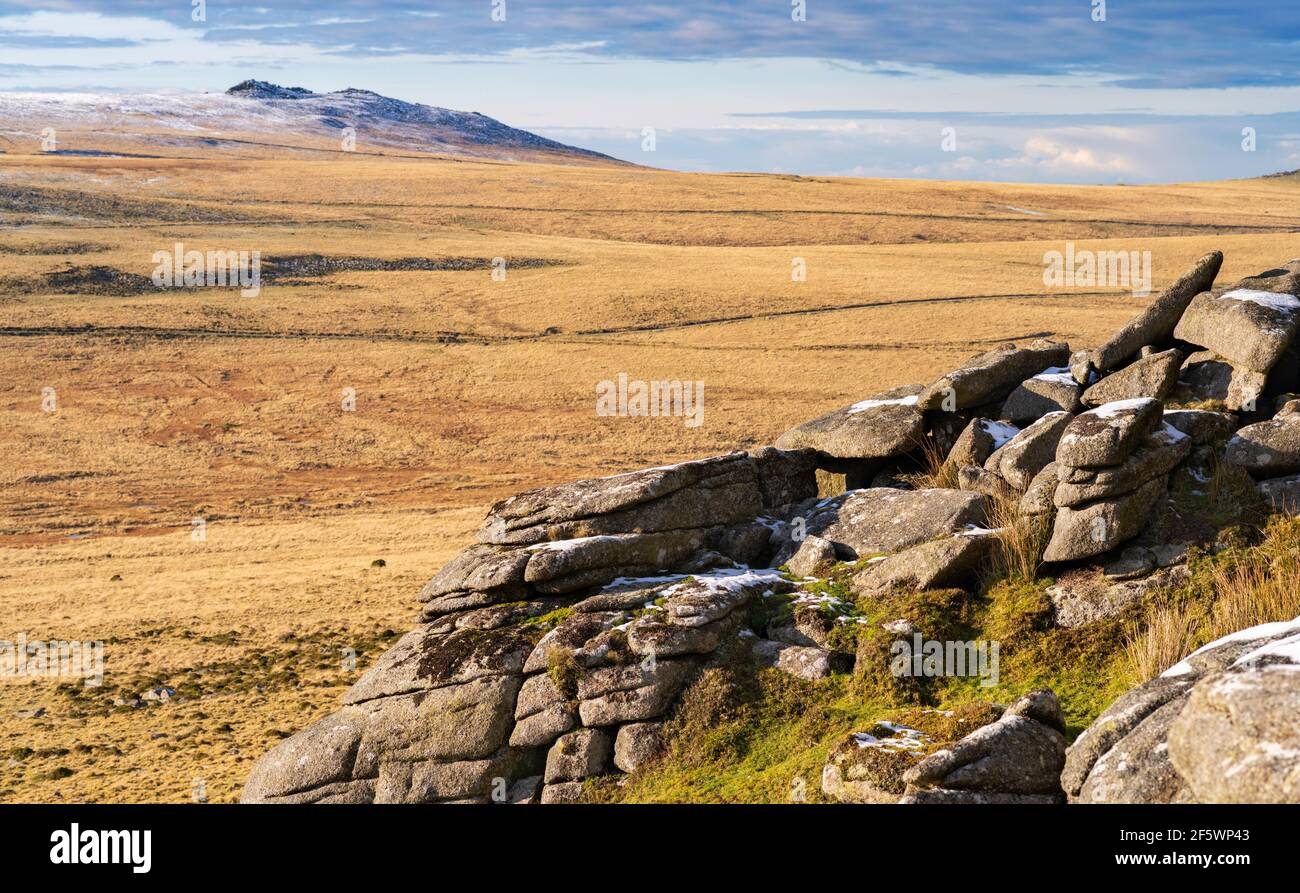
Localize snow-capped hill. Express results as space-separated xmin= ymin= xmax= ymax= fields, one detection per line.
xmin=0 ymin=81 xmax=622 ymax=165
xmin=225 ymin=80 xmax=315 ymax=100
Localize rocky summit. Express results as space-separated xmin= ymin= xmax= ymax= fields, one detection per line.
xmin=243 ymin=251 xmax=1300 ymax=805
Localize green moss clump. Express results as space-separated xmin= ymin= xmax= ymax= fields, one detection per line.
xmin=545 ymin=646 xmax=581 ymax=699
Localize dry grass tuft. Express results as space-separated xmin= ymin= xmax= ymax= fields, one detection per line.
xmin=1124 ymin=516 xmax=1300 ymax=682
xmin=901 ymin=436 xmax=959 ymax=491
xmin=983 ymin=492 xmax=1051 ymax=586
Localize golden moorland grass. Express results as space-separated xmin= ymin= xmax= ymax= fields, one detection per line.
xmin=1 ymin=144 xmax=1299 ymax=801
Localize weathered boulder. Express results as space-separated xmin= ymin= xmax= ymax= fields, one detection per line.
xmin=768 ymin=602 xmax=839 ymax=649
xmin=477 ymin=451 xmax=814 ymax=546
xmin=916 ymin=340 xmax=1072 ymax=412
xmin=1168 ymin=645 xmax=1300 ymax=803
xmin=784 ymin=534 xmax=838 ymax=577
xmin=1258 ymin=473 xmax=1300 ymax=513
xmin=1081 ymin=348 xmax=1181 ymax=406
xmin=774 ymin=385 xmax=924 ymax=460
xmin=1173 ymin=265 xmax=1300 ymax=374
xmin=945 ymin=418 xmax=1018 ymax=469
xmin=900 ymin=690 xmax=1066 ymax=802
xmin=1054 ymin=398 xmax=1162 ymax=468
xmin=776 ymin=645 xmax=852 ymax=680
xmin=1161 ymin=408 xmax=1235 ymax=445
xmin=511 ymin=674 xmax=577 ymax=748
xmin=522 ymin=530 xmax=712 ymax=595
xmin=985 ymin=411 xmax=1073 ymax=490
xmin=1018 ymin=462 xmax=1060 ymax=517
xmin=852 ymin=532 xmax=995 ymax=594
xmin=957 ymin=465 xmax=1014 ymax=500
xmin=544 ymin=728 xmax=612 ymax=783
xmin=801 ymin=488 xmax=989 ymax=558
xmin=1089 ymin=250 xmax=1223 ymax=371
xmin=1224 ymin=414 xmax=1300 ymax=477
xmin=1042 ymin=475 xmax=1167 ymax=563
xmin=1001 ymin=369 xmax=1082 ymax=423
xmin=613 ymin=722 xmax=664 ymax=773
xmin=1066 ymin=617 xmax=1300 ymax=803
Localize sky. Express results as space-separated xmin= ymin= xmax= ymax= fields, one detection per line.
xmin=0 ymin=1 xmax=1298 ymax=181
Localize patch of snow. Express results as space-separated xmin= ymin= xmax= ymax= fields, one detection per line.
xmin=847 ymin=394 xmax=919 ymax=414
xmin=1220 ymin=288 xmax=1300 ymax=315
xmin=1032 ymin=366 xmax=1075 ymax=385
xmin=1087 ymin=398 xmax=1155 ymax=419
xmin=979 ymin=419 xmax=1021 ymax=448
xmin=1231 ymin=630 xmax=1300 ymax=668
xmin=1161 ymin=615 xmax=1300 ymax=677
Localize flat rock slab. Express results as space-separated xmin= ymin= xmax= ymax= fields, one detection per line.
xmin=1081 ymin=348 xmax=1181 ymax=406
xmin=804 ymin=487 xmax=989 ymax=558
xmin=1091 ymin=250 xmax=1223 ymax=371
xmin=775 ymin=384 xmax=924 ymax=460
xmin=917 ymin=340 xmax=1071 ymax=411
xmin=1055 ymin=398 xmax=1162 ymax=469
xmin=1173 ymin=267 xmax=1300 ymax=373
xmin=478 ymin=452 xmax=775 ymax=545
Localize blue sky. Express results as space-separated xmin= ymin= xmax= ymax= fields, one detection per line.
xmin=1 ymin=1 xmax=1298 ymax=181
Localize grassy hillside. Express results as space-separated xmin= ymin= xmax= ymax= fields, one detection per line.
xmin=2 ymin=144 xmax=1299 ymax=801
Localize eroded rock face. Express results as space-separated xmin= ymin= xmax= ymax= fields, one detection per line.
xmin=1065 ymin=617 xmax=1300 ymax=803
xmin=1168 ymin=657 xmax=1300 ymax=803
xmin=477 ymin=450 xmax=816 ymax=546
xmin=775 ymin=385 xmax=924 ymax=460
